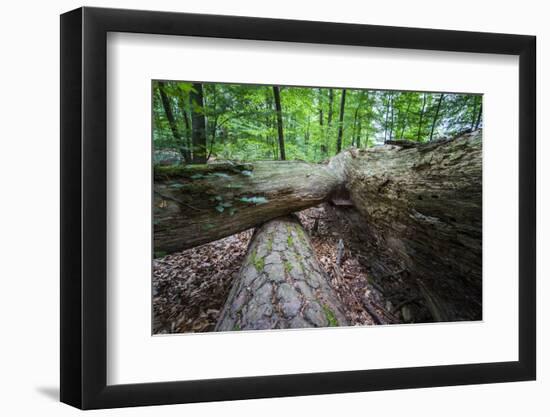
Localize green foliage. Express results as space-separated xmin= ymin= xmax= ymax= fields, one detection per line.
xmin=153 ymin=80 xmax=482 ymax=163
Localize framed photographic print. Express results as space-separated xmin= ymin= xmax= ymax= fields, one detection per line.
xmin=60 ymin=6 xmax=536 ymax=409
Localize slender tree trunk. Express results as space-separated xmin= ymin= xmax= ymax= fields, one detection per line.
xmin=356 ymin=119 xmax=362 ymax=148
xmin=336 ymin=89 xmax=347 ymax=153
xmin=216 ymin=216 xmax=349 ymax=331
xmin=416 ymin=93 xmax=427 ymax=141
xmin=327 ymin=89 xmax=334 ymax=127
xmin=157 ymin=81 xmax=182 ymax=146
xmin=318 ymin=88 xmax=324 ymax=126
xmin=429 ymin=93 xmax=445 ymax=141
xmin=399 ymin=97 xmax=412 ymax=139
xmin=272 ymin=86 xmax=286 ymax=161
xmin=470 ymin=96 xmax=478 ymax=130
xmin=189 ymin=83 xmax=207 ymax=163
xmin=384 ymin=94 xmax=391 ymax=142
xmin=177 ymin=94 xmax=192 ymax=162
xmin=388 ymin=94 xmax=395 ymax=140
xmin=351 ymin=107 xmax=359 ymax=147
xmin=474 ymin=101 xmax=483 ymax=129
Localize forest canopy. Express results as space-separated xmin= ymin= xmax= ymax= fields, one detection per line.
xmin=152 ymin=80 xmax=482 ymax=164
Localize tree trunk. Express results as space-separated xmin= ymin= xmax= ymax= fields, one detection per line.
xmin=215 ymin=216 xmax=348 ymax=331
xmin=154 ymin=156 xmax=348 ymax=254
xmin=273 ymin=86 xmax=286 ymax=160
xmin=399 ymin=97 xmax=412 ymax=139
xmin=343 ymin=130 xmax=482 ymax=321
xmin=356 ymin=119 xmax=362 ymax=148
xmin=177 ymin=95 xmax=192 ymax=162
xmin=474 ymin=101 xmax=483 ymax=129
xmin=154 ymin=130 xmax=482 ymax=322
xmin=429 ymin=93 xmax=445 ymax=141
xmin=157 ymin=81 xmax=182 ymax=144
xmin=416 ymin=93 xmax=427 ymax=141
xmin=388 ymin=93 xmax=395 ymax=140
xmin=318 ymin=88 xmax=324 ymax=126
xmin=190 ymin=83 xmax=207 ymax=163
xmin=470 ymin=96 xmax=479 ymax=130
xmin=327 ymin=89 xmax=334 ymax=126
xmin=336 ymin=89 xmax=346 ymax=153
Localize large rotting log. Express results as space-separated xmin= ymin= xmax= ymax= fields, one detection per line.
xmin=215 ymin=216 xmax=348 ymax=331
xmin=343 ymin=130 xmax=483 ymax=321
xmin=154 ymin=158 xmax=347 ymax=255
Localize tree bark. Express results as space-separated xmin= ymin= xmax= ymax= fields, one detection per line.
xmin=215 ymin=216 xmax=348 ymax=331
xmin=154 ymin=156 xmax=348 ymax=254
xmin=343 ymin=130 xmax=482 ymax=320
xmin=416 ymin=93 xmax=427 ymax=141
xmin=273 ymin=86 xmax=286 ymax=160
xmin=399 ymin=96 xmax=412 ymax=139
xmin=336 ymin=89 xmax=346 ymax=153
xmin=327 ymin=89 xmax=334 ymax=126
xmin=177 ymin=95 xmax=192 ymax=162
xmin=429 ymin=93 xmax=445 ymax=141
xmin=157 ymin=82 xmax=182 ymax=144
xmin=190 ymin=83 xmax=207 ymax=163
xmin=474 ymin=101 xmax=483 ymax=129
xmin=389 ymin=93 xmax=395 ymax=140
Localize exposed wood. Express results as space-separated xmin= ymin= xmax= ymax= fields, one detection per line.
xmin=216 ymin=216 xmax=348 ymax=331
xmin=343 ymin=130 xmax=482 ymax=321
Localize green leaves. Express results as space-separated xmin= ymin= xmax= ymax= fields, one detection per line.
xmin=153 ymin=80 xmax=482 ymax=161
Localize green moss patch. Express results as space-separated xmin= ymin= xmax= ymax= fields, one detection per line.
xmin=250 ymin=249 xmax=265 ymax=272
xmin=284 ymin=260 xmax=293 ymax=273
xmin=323 ymin=305 xmax=338 ymax=327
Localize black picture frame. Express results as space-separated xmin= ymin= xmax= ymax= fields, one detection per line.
xmin=60 ymin=6 xmax=536 ymax=410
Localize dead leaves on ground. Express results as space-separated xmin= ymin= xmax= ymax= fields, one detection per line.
xmin=153 ymin=205 xmax=393 ymax=334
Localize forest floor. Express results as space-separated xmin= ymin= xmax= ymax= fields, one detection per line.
xmin=153 ymin=204 xmax=398 ymax=334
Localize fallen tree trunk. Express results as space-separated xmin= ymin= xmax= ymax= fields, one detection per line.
xmin=341 ymin=130 xmax=482 ymax=321
xmin=155 ymin=131 xmax=482 ymax=321
xmin=216 ymin=216 xmax=348 ymax=331
xmin=154 ymin=158 xmax=346 ymax=254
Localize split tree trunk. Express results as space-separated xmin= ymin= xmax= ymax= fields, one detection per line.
xmin=342 ymin=130 xmax=482 ymax=321
xmin=154 ymin=157 xmax=347 ymax=254
xmin=216 ymin=216 xmax=348 ymax=331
